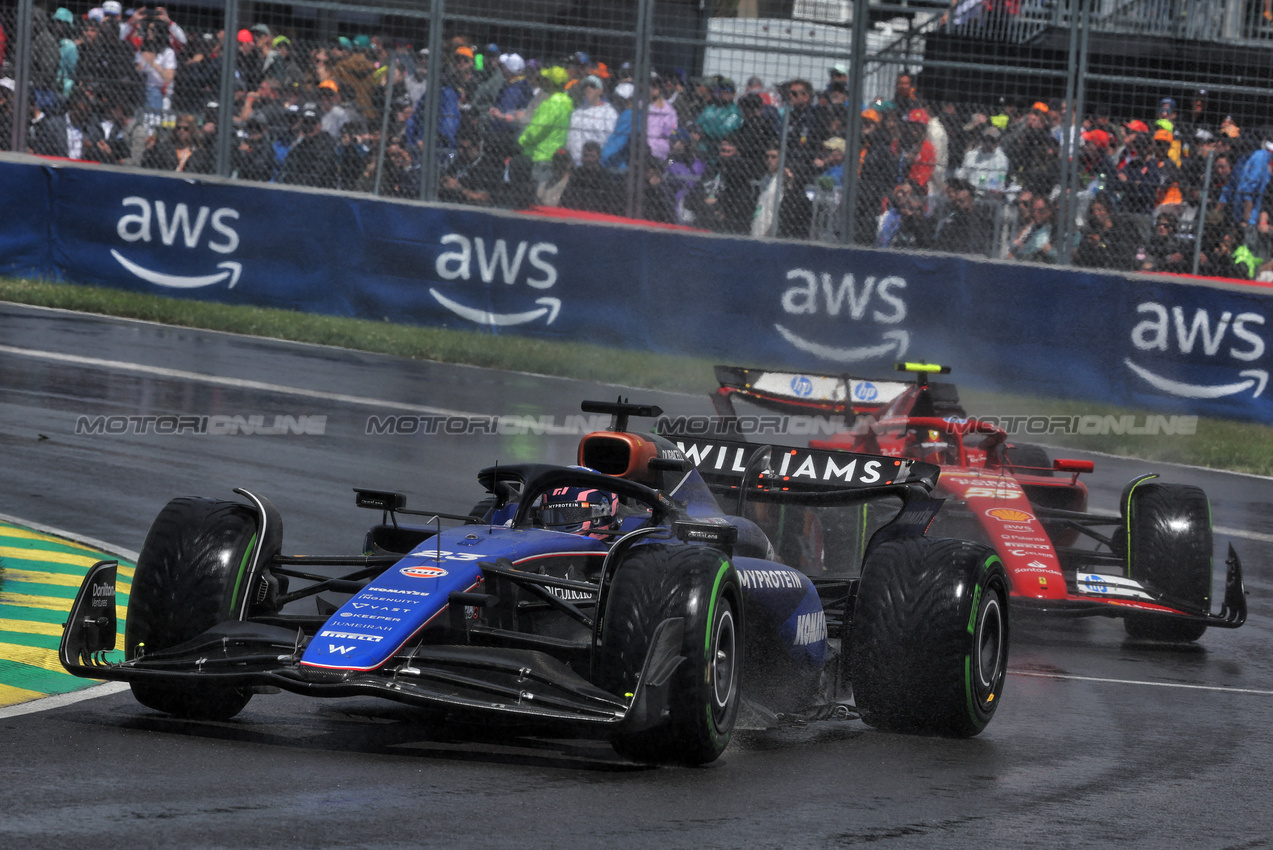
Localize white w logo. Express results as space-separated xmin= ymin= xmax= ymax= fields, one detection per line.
xmin=329 ymin=644 xmax=355 ymax=655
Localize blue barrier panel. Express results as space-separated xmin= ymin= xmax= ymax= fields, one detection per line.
xmin=51 ymin=166 xmax=354 ymax=313
xmin=1 ymin=157 xmax=1270 ymax=423
xmin=0 ymin=163 xmax=53 ymax=278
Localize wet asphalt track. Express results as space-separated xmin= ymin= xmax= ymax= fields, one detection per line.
xmin=1 ymin=302 xmax=1271 ymax=848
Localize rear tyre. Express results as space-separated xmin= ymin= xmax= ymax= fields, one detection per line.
xmin=1005 ymin=443 xmax=1053 ymax=477
xmin=125 ymin=497 xmax=278 ymax=720
xmin=1123 ymin=482 xmax=1211 ymax=642
xmin=601 ymin=544 xmax=743 ymax=765
xmin=850 ymin=538 xmax=1008 ymax=737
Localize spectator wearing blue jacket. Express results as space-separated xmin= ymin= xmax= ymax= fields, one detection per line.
xmin=601 ymin=81 xmax=636 ymax=170
xmin=1234 ymin=140 xmax=1273 ymax=227
xmin=486 ymin=53 xmax=533 ymax=143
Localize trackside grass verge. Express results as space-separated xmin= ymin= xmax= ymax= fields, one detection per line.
xmin=3 ymin=277 xmax=1271 ymax=476
xmin=0 ymin=277 xmax=718 ymax=391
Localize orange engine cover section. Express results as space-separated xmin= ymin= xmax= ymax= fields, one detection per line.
xmin=578 ymin=432 xmax=660 ymax=483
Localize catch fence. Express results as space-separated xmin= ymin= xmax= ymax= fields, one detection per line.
xmin=3 ymin=0 xmax=1272 ymax=273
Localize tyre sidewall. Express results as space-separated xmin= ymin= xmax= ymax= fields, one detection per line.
xmin=850 ymin=537 xmax=1009 ymax=737
xmin=1125 ymin=482 xmax=1212 ymax=612
xmin=125 ymin=497 xmax=263 ymax=658
xmin=601 ymin=543 xmax=744 ymax=764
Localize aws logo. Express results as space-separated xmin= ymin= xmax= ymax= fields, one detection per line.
xmin=432 ymin=234 xmax=560 ymax=327
xmin=774 ymin=270 xmax=909 ymax=363
xmin=114 ymin=196 xmax=242 ymax=288
xmin=1126 ymin=303 xmax=1266 ymax=399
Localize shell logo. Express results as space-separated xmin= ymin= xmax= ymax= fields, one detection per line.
xmin=986 ymin=508 xmax=1033 ymax=523
xmin=401 ymin=565 xmax=449 ymax=579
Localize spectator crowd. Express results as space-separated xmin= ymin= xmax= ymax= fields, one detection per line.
xmin=4 ymin=3 xmax=1272 ymax=281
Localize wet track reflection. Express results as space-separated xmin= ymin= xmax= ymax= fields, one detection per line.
xmin=1 ymin=303 xmax=1270 ymax=848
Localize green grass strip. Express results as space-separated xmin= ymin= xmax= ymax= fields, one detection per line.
xmin=0 ymin=277 xmax=718 ymax=392
xmin=3 ymin=276 xmax=1272 ymax=476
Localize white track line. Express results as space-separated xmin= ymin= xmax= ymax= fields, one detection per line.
xmin=0 ymin=343 xmax=476 ymax=417
xmin=0 ymin=511 xmax=139 ymax=562
xmin=1038 ymin=444 xmax=1273 ymax=483
xmin=0 ymin=301 xmax=700 ymax=396
xmin=0 ymin=683 xmax=131 ymax=719
xmin=1215 ymin=526 xmax=1273 ymax=545
xmin=1010 ymin=670 xmax=1273 ymax=696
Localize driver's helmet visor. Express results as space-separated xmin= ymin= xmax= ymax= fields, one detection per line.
xmin=541 ymin=501 xmax=610 ymax=529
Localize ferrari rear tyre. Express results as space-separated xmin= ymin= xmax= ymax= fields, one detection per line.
xmin=601 ymin=544 xmax=743 ymax=765
xmin=850 ymin=537 xmax=1008 ymax=737
xmin=1005 ymin=443 xmax=1053 ymax=477
xmin=125 ymin=497 xmax=279 ymax=720
xmin=1123 ymin=482 xmax=1212 ymax=642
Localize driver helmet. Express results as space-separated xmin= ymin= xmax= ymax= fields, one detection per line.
xmin=916 ymin=428 xmax=956 ymax=465
xmin=539 ymin=486 xmax=618 ymax=535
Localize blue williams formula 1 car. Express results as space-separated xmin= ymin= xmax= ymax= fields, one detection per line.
xmin=61 ymin=400 xmax=1009 ymax=765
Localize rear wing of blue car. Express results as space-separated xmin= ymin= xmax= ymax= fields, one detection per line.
xmin=663 ymin=434 xmax=940 ymax=498
xmin=663 ymin=434 xmax=945 ymax=546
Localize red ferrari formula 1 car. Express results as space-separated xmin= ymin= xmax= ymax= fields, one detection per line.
xmin=705 ymin=363 xmax=1247 ymax=643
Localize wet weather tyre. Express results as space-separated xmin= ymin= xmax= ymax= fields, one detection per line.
xmin=1123 ymin=482 xmax=1211 ymax=642
xmin=467 ymin=496 xmax=497 ymax=520
xmin=850 ymin=538 xmax=1008 ymax=737
xmin=1005 ymin=443 xmax=1053 ymax=477
xmin=600 ymin=544 xmax=743 ymax=765
xmin=125 ymin=497 xmax=275 ymax=720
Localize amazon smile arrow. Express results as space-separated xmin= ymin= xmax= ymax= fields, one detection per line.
xmin=773 ymin=324 xmax=910 ymax=363
xmin=1124 ymin=358 xmax=1268 ymax=399
xmin=112 ymin=250 xmax=241 ymax=289
xmin=429 ymin=289 xmax=561 ymax=327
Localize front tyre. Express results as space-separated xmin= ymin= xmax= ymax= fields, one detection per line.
xmin=600 ymin=544 xmax=743 ymax=765
xmin=125 ymin=497 xmax=279 ymax=720
xmin=1123 ymin=482 xmax=1212 ymax=642
xmin=850 ymin=538 xmax=1009 ymax=737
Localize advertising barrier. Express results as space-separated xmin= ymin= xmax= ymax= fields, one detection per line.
xmin=1 ymin=157 xmax=1270 ymax=423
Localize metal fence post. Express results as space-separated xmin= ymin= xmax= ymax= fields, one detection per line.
xmin=1193 ymin=150 xmax=1215 ymax=276
xmin=373 ymin=52 xmax=398 ymax=197
xmin=11 ymin=0 xmax=34 ymax=154
xmin=1057 ymin=0 xmax=1091 ymax=267
xmin=626 ymin=0 xmax=655 ymax=220
xmin=214 ymin=0 xmax=241 ymax=178
xmin=418 ymin=0 xmax=445 ymax=202
xmin=840 ymin=0 xmax=872 ymax=246
xmin=1055 ymin=0 xmax=1083 ymax=266
xmin=768 ymin=106 xmax=792 ymax=239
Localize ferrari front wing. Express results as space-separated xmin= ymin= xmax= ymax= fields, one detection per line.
xmin=1016 ymin=543 xmax=1247 ymax=628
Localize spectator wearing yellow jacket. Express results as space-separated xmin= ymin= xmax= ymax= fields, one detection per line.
xmin=519 ymin=66 xmax=574 ymax=183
